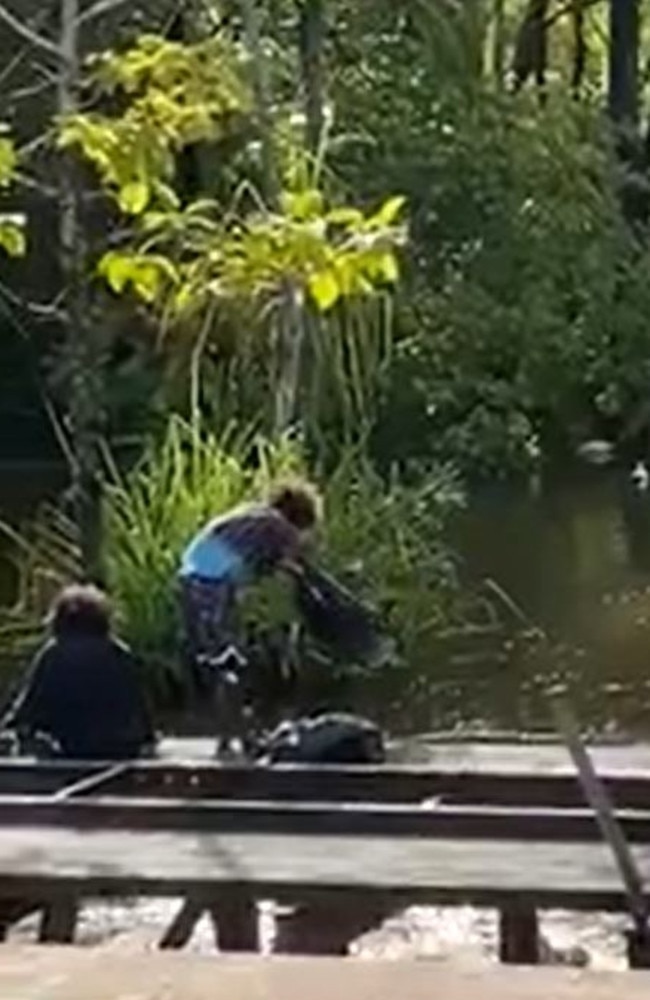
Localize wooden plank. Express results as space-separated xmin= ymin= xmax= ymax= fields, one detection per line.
xmin=0 ymin=826 xmax=647 ymax=911
xmin=3 ymin=741 xmax=650 ymax=808
xmin=159 ymin=898 xmax=206 ymax=949
xmin=39 ymin=895 xmax=78 ymax=943
xmin=0 ymin=763 xmax=100 ymax=796
xmin=0 ymin=947 xmax=650 ymax=999
xmin=499 ymin=902 xmax=539 ymax=964
xmin=115 ymin=764 xmax=650 ymax=809
xmin=210 ymin=893 xmax=258 ymax=952
xmin=4 ymin=795 xmax=650 ymax=843
xmin=52 ymin=763 xmax=133 ymax=801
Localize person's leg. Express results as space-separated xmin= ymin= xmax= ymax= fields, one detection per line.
xmin=180 ymin=577 xmax=247 ymax=755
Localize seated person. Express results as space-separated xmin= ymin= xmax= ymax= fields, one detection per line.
xmin=1 ymin=584 xmax=155 ymax=759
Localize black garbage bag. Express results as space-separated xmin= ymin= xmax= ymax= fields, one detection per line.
xmin=293 ymin=564 xmax=386 ymax=664
xmin=260 ymin=712 xmax=386 ymax=764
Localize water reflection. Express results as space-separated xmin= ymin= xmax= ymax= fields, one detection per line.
xmin=438 ymin=467 xmax=650 ymax=737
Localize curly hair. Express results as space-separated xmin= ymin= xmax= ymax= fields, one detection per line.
xmin=50 ymin=584 xmax=112 ymax=638
xmin=268 ymin=479 xmax=322 ymax=531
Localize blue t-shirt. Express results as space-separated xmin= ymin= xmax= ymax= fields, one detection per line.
xmin=179 ymin=504 xmax=299 ymax=583
xmin=179 ymin=531 xmax=245 ymax=582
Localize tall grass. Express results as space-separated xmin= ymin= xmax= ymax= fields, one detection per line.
xmin=0 ymin=416 xmax=463 ymax=711
xmin=104 ymin=418 xmax=303 ymax=692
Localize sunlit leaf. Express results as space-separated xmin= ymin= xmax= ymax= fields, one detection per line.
xmin=369 ymin=195 xmax=406 ymax=228
xmin=0 ymin=137 xmax=18 ymax=188
xmin=325 ymin=207 xmax=364 ymax=228
xmin=118 ymin=180 xmax=150 ymax=215
xmin=282 ymin=188 xmax=324 ymax=220
xmin=99 ymin=251 xmax=134 ymax=293
xmin=133 ymin=264 xmax=162 ymax=302
xmin=308 ymin=269 xmax=340 ymax=311
xmin=0 ymin=216 xmax=26 ymax=257
xmin=378 ymin=252 xmax=399 ymax=282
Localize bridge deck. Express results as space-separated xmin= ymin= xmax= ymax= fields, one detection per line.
xmin=4 ymin=739 xmax=650 ymax=807
xmin=0 ymin=947 xmax=648 ymax=999
xmin=0 ymin=824 xmax=647 ymax=911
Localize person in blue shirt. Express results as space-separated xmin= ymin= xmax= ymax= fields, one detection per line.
xmin=178 ymin=479 xmax=322 ymax=755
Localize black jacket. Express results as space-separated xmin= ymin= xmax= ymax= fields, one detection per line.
xmin=2 ymin=635 xmax=154 ymax=759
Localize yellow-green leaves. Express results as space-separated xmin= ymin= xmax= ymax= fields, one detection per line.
xmin=369 ymin=195 xmax=406 ymax=228
xmin=99 ymin=188 xmax=405 ymax=318
xmin=308 ymin=269 xmax=340 ymax=311
xmin=0 ymin=136 xmax=18 ymax=189
xmin=0 ymin=216 xmax=26 ymax=257
xmin=0 ymin=126 xmax=25 ymax=258
xmin=62 ymin=33 xmax=406 ymax=321
xmin=118 ymin=180 xmax=150 ymax=215
xmin=99 ymin=251 xmax=178 ymax=302
xmin=59 ymin=35 xmax=250 ymax=218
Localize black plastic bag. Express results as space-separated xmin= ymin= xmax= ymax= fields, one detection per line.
xmin=293 ymin=564 xmax=384 ymax=663
xmin=260 ymin=712 xmax=386 ymax=764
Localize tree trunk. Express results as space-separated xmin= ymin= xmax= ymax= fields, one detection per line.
xmin=241 ymin=0 xmax=306 ymax=433
xmin=240 ymin=0 xmax=280 ymax=205
xmin=58 ymin=0 xmax=104 ymax=582
xmin=492 ymin=0 xmax=506 ymax=89
xmin=607 ymin=0 xmax=639 ymax=128
xmin=511 ymin=0 xmax=549 ymax=100
xmin=571 ymin=0 xmax=587 ymax=98
xmin=299 ymin=0 xmax=325 ymax=156
xmin=273 ymin=283 xmax=305 ymax=433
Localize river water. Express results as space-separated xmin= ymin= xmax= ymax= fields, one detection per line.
xmin=447 ymin=466 xmax=650 ymax=737
xmin=2 ymin=462 xmax=650 ymax=737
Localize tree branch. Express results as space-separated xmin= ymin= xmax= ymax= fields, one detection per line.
xmin=0 ymin=45 xmax=30 ymax=91
xmin=545 ymin=0 xmax=602 ymax=29
xmin=78 ymin=0 xmax=133 ymax=25
xmin=0 ymin=2 xmax=62 ymax=60
xmin=8 ymin=79 xmax=57 ymax=105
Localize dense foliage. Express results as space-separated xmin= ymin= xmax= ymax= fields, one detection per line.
xmin=2 ymin=1 xmax=650 ymax=477
xmin=2 ymin=0 xmax=650 ymax=725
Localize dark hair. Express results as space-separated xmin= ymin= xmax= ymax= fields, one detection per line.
xmin=50 ymin=584 xmax=111 ymax=638
xmin=268 ymin=479 xmax=322 ymax=531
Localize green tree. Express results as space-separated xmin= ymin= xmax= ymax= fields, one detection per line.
xmin=58 ymin=31 xmax=406 ymax=436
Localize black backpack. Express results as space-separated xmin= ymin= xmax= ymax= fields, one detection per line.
xmin=261 ymin=712 xmax=386 ymax=764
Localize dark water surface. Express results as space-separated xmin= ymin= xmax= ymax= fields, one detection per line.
xmin=441 ymin=468 xmax=650 ymax=737
xmin=2 ymin=463 xmax=650 ymax=737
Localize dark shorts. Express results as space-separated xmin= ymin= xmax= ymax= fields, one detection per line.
xmin=179 ymin=576 xmax=238 ymax=690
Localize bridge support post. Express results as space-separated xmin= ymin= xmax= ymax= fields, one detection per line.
xmin=499 ymin=902 xmax=539 ymax=964
xmin=274 ymin=897 xmax=390 ymax=955
xmin=39 ymin=895 xmax=78 ymax=943
xmin=626 ymin=926 xmax=650 ymax=968
xmin=211 ymin=893 xmax=258 ymax=952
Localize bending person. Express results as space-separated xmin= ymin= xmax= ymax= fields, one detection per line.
xmin=178 ymin=479 xmax=321 ymax=756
